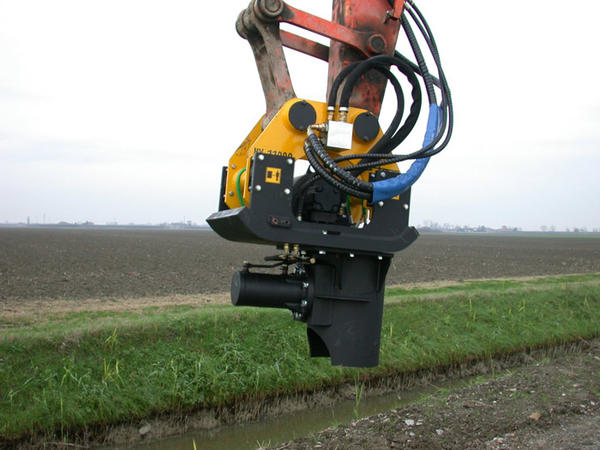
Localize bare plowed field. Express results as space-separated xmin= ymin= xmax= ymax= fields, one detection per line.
xmin=1 ymin=228 xmax=599 ymax=301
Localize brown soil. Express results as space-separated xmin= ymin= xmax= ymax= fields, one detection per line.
xmin=2 ymin=228 xmax=600 ymax=302
xmin=275 ymin=340 xmax=600 ymax=450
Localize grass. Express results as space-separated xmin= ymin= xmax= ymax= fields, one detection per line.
xmin=1 ymin=274 xmax=599 ymax=443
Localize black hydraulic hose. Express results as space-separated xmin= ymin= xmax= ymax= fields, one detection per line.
xmin=295 ymin=0 xmax=453 ymax=206
xmin=304 ymin=139 xmax=371 ymax=200
xmin=403 ymin=4 xmax=454 ymax=158
xmin=299 ymin=55 xmax=423 ymax=199
xmin=365 ymin=66 xmax=405 ymax=154
xmin=338 ymin=55 xmax=422 ymax=152
xmin=382 ymin=60 xmax=422 ymax=150
xmin=338 ymin=55 xmax=394 ymax=108
xmin=327 ymin=61 xmax=360 ymax=108
xmin=306 ymin=65 xmax=408 ymax=191
xmin=406 ymin=1 xmax=440 ymax=57
xmin=307 ymin=132 xmax=373 ymax=193
xmin=402 ymin=13 xmax=435 ymax=105
xmin=394 ymin=51 xmax=440 ymax=88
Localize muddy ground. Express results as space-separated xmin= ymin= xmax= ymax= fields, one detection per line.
xmin=1 ymin=228 xmax=600 ymax=301
xmin=275 ymin=340 xmax=600 ymax=450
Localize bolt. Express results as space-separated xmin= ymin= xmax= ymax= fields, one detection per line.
xmin=255 ymin=185 xmax=262 ymax=191
xmin=228 ymin=191 xmax=234 ymax=196
xmin=378 ymin=256 xmax=383 ymax=261
xmin=231 ymin=163 xmax=237 ymax=169
xmin=284 ymin=188 xmax=291 ymax=195
xmin=322 ymin=230 xmax=327 ymax=235
xmin=258 ymin=154 xmax=265 ymax=160
xmin=302 ymin=282 xmax=309 ymax=289
xmin=378 ymin=201 xmax=384 ymax=207
xmin=380 ymin=171 xmax=387 ymax=178
xmin=367 ymin=34 xmax=386 ymax=54
xmin=257 ymin=0 xmax=284 ymax=18
xmin=318 ymin=250 xmax=326 ymax=255
xmin=301 ymin=299 xmax=308 ymax=307
xmin=403 ymin=203 xmax=409 ymax=210
xmin=297 ymin=215 xmax=302 ymax=222
xmin=287 ymin=158 xmax=294 ymax=165
xmin=349 ymin=253 xmax=355 ymax=258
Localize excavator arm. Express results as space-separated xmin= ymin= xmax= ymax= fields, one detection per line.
xmin=207 ymin=0 xmax=453 ymax=367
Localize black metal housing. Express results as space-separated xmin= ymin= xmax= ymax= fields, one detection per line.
xmin=207 ymin=153 xmax=419 ymax=367
xmin=207 ymin=153 xmax=418 ymax=254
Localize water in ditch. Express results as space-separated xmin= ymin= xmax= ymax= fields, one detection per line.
xmin=127 ymin=381 xmax=453 ymax=450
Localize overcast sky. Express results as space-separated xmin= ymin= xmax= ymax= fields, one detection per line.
xmin=1 ymin=0 xmax=598 ymax=230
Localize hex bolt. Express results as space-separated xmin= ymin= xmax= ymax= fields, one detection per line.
xmin=380 ymin=171 xmax=386 ymax=178
xmin=258 ymin=154 xmax=265 ymax=160
xmin=284 ymin=188 xmax=291 ymax=195
xmin=255 ymin=185 xmax=262 ymax=191
xmin=231 ymin=163 xmax=237 ymax=169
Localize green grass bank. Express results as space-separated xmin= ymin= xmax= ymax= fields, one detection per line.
xmin=1 ymin=274 xmax=599 ymax=443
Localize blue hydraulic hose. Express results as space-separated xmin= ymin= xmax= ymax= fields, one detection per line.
xmin=371 ymin=104 xmax=440 ymax=202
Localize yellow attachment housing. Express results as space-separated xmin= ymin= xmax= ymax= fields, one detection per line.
xmin=224 ymin=98 xmax=400 ymax=222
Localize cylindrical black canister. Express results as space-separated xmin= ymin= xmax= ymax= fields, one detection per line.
xmin=231 ymin=271 xmax=306 ymax=308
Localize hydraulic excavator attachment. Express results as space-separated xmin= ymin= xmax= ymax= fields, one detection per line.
xmin=207 ymin=0 xmax=452 ymax=367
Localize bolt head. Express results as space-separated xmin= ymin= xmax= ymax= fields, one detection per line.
xmin=284 ymin=188 xmax=291 ymax=195
xmin=403 ymin=203 xmax=409 ymax=210
xmin=367 ymin=34 xmax=386 ymax=54
xmin=287 ymin=158 xmax=294 ymax=165
xmin=255 ymin=185 xmax=262 ymax=191
xmin=258 ymin=154 xmax=265 ymax=160
xmin=257 ymin=0 xmax=284 ymax=17
xmin=378 ymin=201 xmax=384 ymax=207
xmin=318 ymin=250 xmax=326 ymax=255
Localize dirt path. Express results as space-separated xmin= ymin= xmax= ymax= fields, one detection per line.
xmin=274 ymin=340 xmax=600 ymax=449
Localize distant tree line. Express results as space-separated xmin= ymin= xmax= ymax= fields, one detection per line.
xmin=419 ymin=221 xmax=599 ymax=233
